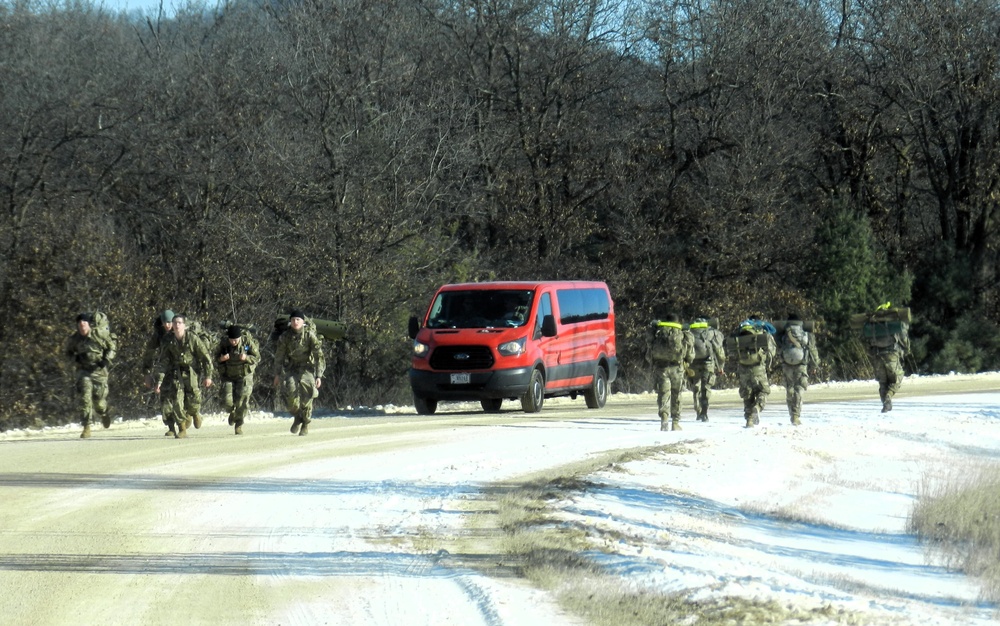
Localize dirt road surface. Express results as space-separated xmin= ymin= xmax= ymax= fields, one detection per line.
xmin=1 ymin=373 xmax=998 ymax=625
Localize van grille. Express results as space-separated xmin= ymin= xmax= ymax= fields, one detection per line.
xmin=430 ymin=346 xmax=495 ymax=370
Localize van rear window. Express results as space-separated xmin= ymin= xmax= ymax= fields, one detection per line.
xmin=556 ymin=288 xmax=610 ymax=325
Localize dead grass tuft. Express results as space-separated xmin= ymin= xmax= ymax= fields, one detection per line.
xmin=909 ymin=462 xmax=1000 ymax=601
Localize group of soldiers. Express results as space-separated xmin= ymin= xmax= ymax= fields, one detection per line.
xmin=648 ymin=304 xmax=911 ymax=431
xmin=64 ymin=308 xmax=326 ymax=439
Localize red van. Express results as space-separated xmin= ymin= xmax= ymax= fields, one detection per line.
xmin=407 ymin=281 xmax=618 ymax=414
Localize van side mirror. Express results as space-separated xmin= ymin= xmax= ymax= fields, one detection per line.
xmin=408 ymin=315 xmax=420 ymax=339
xmin=541 ymin=314 xmax=557 ymax=338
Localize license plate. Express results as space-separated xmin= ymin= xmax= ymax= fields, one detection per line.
xmin=450 ymin=373 xmax=471 ymax=384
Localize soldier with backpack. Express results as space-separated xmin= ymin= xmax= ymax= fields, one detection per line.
xmin=216 ymin=324 xmax=260 ymax=435
xmin=154 ymin=313 xmax=214 ymax=438
xmin=686 ymin=317 xmax=726 ymax=422
xmin=858 ymin=302 xmax=910 ymax=412
xmin=65 ymin=312 xmax=117 ymax=438
xmin=775 ymin=313 xmax=820 ymax=426
xmin=730 ymin=315 xmax=777 ymax=428
xmin=647 ymin=313 xmax=695 ymax=431
xmin=273 ymin=309 xmax=325 ymax=436
xmin=141 ymin=310 xmax=175 ymax=390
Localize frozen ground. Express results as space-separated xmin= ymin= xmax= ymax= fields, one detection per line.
xmin=0 ymin=373 xmax=998 ymax=625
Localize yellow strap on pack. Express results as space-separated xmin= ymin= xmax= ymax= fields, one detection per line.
xmin=876 ymin=301 xmax=891 ymax=311
xmin=655 ymin=321 xmax=683 ymax=329
xmin=689 ymin=321 xmax=709 ymax=329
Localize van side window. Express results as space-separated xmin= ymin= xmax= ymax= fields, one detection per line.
xmin=535 ymin=293 xmax=553 ymax=337
xmin=556 ymin=288 xmax=610 ymax=324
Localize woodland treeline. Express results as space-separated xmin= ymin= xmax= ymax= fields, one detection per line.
xmin=2 ymin=0 xmax=999 ymax=429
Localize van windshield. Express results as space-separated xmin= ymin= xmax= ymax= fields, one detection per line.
xmin=426 ymin=290 xmax=534 ymax=329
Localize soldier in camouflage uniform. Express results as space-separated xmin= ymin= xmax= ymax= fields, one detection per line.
xmin=686 ymin=318 xmax=726 ymax=422
xmin=647 ymin=313 xmax=695 ymax=432
xmin=65 ymin=313 xmax=117 ymax=438
xmin=776 ymin=313 xmax=820 ymax=426
xmin=216 ymin=325 xmax=259 ymax=435
xmin=734 ymin=316 xmax=777 ymax=428
xmin=154 ymin=314 xmax=213 ymax=438
xmin=864 ymin=303 xmax=910 ymax=412
xmin=141 ymin=310 xmax=174 ymax=389
xmin=273 ymin=309 xmax=325 ymax=436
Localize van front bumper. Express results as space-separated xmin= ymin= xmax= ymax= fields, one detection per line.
xmin=409 ymin=366 xmax=533 ymax=401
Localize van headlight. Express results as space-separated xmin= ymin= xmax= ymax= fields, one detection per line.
xmin=412 ymin=340 xmax=430 ymax=358
xmin=497 ymin=337 xmax=526 ymax=356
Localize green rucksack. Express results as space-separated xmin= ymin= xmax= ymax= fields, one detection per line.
xmin=186 ymin=319 xmax=218 ymax=352
xmin=86 ymin=310 xmax=118 ymax=358
xmin=651 ymin=322 xmax=686 ymax=362
xmin=732 ymin=324 xmax=770 ymax=366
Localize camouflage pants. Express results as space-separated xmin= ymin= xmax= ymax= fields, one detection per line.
xmin=737 ymin=363 xmax=770 ymax=419
xmin=281 ymin=371 xmax=317 ymax=424
xmin=75 ymin=368 xmax=109 ymax=427
xmin=654 ymin=363 xmax=685 ymax=421
xmin=686 ymin=361 xmax=717 ymax=418
xmin=161 ymin=368 xmax=202 ymax=428
xmin=781 ymin=363 xmax=809 ymax=420
xmin=874 ymin=352 xmax=904 ymax=400
xmin=221 ymin=374 xmax=254 ymax=426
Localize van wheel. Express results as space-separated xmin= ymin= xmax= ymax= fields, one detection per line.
xmin=520 ymin=369 xmax=545 ymax=413
xmin=584 ymin=366 xmax=608 ymax=409
xmin=481 ymin=398 xmax=503 ymax=413
xmin=414 ymin=395 xmax=438 ymax=415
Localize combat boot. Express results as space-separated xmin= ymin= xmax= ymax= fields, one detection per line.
xmin=182 ymin=417 xmax=192 ymax=431
xmin=164 ymin=424 xmax=176 ymax=437
xmin=175 ymin=422 xmax=187 ymax=439
xmin=234 ymin=421 xmax=243 ymax=435
xmin=670 ymin=418 xmax=682 ymax=431
xmin=101 ymin=413 xmax=111 ymax=429
xmin=193 ymin=414 xmax=203 ymax=429
xmin=659 ymin=419 xmax=669 ymax=431
xmin=752 ymin=407 xmax=760 ymax=425
xmin=791 ymin=415 xmax=801 ymax=426
xmin=80 ymin=424 xmax=91 ymax=439
xmin=882 ymin=397 xmax=892 ymax=413
xmin=228 ymin=414 xmax=235 ymax=426
xmin=290 ymin=417 xmax=301 ymax=435
xmin=299 ymin=420 xmax=310 ymax=436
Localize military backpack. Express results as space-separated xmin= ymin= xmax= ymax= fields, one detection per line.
xmin=650 ymin=322 xmax=686 ymax=363
xmin=779 ymin=324 xmax=809 ymax=365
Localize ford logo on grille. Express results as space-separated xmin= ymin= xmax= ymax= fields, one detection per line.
xmin=454 ymin=353 xmax=470 ymax=360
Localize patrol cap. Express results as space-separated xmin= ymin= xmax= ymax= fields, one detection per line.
xmin=289 ymin=308 xmax=306 ymax=320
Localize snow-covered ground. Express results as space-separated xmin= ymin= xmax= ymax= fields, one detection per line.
xmin=556 ymin=380 xmax=1000 ymax=625
xmin=0 ymin=373 xmax=998 ymax=625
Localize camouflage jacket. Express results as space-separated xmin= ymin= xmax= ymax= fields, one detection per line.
xmin=155 ymin=333 xmax=213 ymax=385
xmin=215 ymin=336 xmax=260 ymax=380
xmin=65 ymin=331 xmax=116 ymax=372
xmin=141 ymin=326 xmax=171 ymax=372
xmin=273 ymin=328 xmax=325 ymax=378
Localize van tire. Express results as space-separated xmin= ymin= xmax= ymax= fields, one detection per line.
xmin=521 ymin=369 xmax=545 ymax=413
xmin=584 ymin=366 xmax=608 ymax=409
xmin=414 ymin=395 xmax=438 ymax=415
xmin=481 ymin=398 xmax=503 ymax=413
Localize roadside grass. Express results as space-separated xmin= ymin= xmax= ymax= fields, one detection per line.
xmin=450 ymin=443 xmax=863 ymax=625
xmin=909 ymin=463 xmax=1000 ymax=602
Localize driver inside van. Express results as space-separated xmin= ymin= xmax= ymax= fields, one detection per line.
xmin=500 ymin=295 xmax=527 ymax=326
